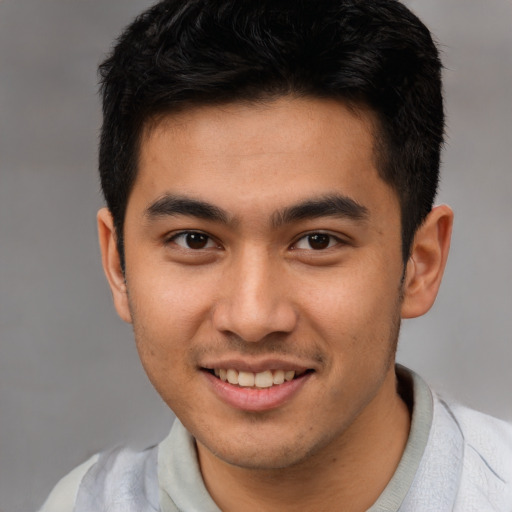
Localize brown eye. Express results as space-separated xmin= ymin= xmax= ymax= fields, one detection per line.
xmin=186 ymin=233 xmax=209 ymax=249
xmin=307 ymin=234 xmax=330 ymax=250
xmin=293 ymin=232 xmax=341 ymax=251
xmin=171 ymin=231 xmax=216 ymax=250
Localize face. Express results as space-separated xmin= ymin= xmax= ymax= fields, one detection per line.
xmin=108 ymin=97 xmax=408 ymax=470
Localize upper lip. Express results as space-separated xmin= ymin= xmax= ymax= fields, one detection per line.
xmin=200 ymin=357 xmax=316 ymax=374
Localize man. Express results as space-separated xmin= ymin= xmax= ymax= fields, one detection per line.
xmin=40 ymin=0 xmax=512 ymax=510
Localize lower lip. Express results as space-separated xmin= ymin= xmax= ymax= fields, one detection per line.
xmin=203 ymin=371 xmax=312 ymax=412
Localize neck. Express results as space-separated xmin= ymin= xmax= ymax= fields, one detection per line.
xmin=197 ymin=369 xmax=411 ymax=512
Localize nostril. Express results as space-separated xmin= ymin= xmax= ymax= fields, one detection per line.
xmin=212 ymin=310 xmax=298 ymax=343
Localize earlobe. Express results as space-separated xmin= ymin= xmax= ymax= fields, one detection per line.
xmin=401 ymin=205 xmax=453 ymax=319
xmin=97 ymin=208 xmax=133 ymax=324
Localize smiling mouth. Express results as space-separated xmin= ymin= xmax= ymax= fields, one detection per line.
xmin=203 ymin=368 xmax=313 ymax=389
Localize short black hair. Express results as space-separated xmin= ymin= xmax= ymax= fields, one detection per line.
xmin=99 ymin=0 xmax=444 ymax=267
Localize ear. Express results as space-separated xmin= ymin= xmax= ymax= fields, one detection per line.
xmin=401 ymin=205 xmax=453 ymax=319
xmin=97 ymin=208 xmax=133 ymax=324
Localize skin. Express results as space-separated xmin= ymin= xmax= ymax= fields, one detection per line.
xmin=98 ymin=96 xmax=453 ymax=511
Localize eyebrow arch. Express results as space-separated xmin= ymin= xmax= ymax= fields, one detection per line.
xmin=145 ymin=194 xmax=230 ymax=224
xmin=272 ymin=194 xmax=368 ymax=228
xmin=145 ymin=193 xmax=367 ymax=228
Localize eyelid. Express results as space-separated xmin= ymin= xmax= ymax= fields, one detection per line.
xmin=291 ymin=231 xmax=347 ymax=250
xmin=166 ymin=230 xmax=221 ymax=249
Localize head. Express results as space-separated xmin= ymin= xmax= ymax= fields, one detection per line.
xmin=96 ymin=0 xmax=452 ymax=477
xmin=99 ymin=0 xmax=444 ymax=269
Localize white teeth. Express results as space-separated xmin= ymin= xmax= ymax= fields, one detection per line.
xmin=284 ymin=370 xmax=295 ymax=382
xmin=254 ymin=370 xmax=273 ymax=388
xmin=226 ymin=369 xmax=239 ymax=385
xmin=214 ymin=368 xmax=299 ymax=388
xmin=238 ymin=371 xmax=255 ymax=387
xmin=272 ymin=369 xmax=285 ymax=385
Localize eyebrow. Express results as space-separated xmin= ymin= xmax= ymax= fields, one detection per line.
xmin=145 ymin=194 xmax=230 ymax=224
xmin=144 ymin=193 xmax=368 ymax=227
xmin=271 ymin=194 xmax=368 ymax=228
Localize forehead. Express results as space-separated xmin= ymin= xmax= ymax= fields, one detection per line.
xmin=141 ymin=96 xmax=377 ymax=164
xmin=132 ymin=96 xmax=397 ymax=220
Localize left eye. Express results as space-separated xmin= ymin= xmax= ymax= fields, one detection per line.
xmin=293 ymin=233 xmax=340 ymax=250
xmin=170 ymin=231 xmax=217 ymax=250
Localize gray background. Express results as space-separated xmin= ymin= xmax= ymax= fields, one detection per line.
xmin=0 ymin=1 xmax=510 ymax=511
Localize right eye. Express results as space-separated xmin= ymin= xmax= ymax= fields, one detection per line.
xmin=168 ymin=231 xmax=218 ymax=250
xmin=293 ymin=232 xmax=340 ymax=251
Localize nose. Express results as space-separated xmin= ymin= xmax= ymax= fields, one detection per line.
xmin=212 ymin=247 xmax=298 ymax=342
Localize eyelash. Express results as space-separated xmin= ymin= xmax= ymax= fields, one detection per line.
xmin=167 ymin=231 xmax=219 ymax=250
xmin=291 ymin=232 xmax=344 ymax=251
xmin=166 ymin=230 xmax=344 ymax=251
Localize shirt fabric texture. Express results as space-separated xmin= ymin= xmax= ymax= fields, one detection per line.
xmin=39 ymin=366 xmax=512 ymax=511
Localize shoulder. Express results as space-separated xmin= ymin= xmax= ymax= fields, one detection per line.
xmin=443 ymin=399 xmax=512 ymax=479
xmin=438 ymin=398 xmax=512 ymax=511
xmin=38 ymin=454 xmax=99 ymax=512
xmin=38 ymin=445 xmax=159 ymax=512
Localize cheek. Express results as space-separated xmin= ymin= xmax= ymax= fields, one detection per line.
xmin=295 ymin=262 xmax=402 ymax=372
xmin=129 ymin=264 xmax=215 ymax=331
xmin=301 ymin=267 xmax=400 ymax=331
xmin=126 ymin=269 xmax=216 ymax=383
xmin=130 ymin=293 xmax=200 ymax=413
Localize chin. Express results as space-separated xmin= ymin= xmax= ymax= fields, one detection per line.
xmin=195 ymin=424 xmax=334 ymax=472
xmin=213 ymin=446 xmax=307 ymax=471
